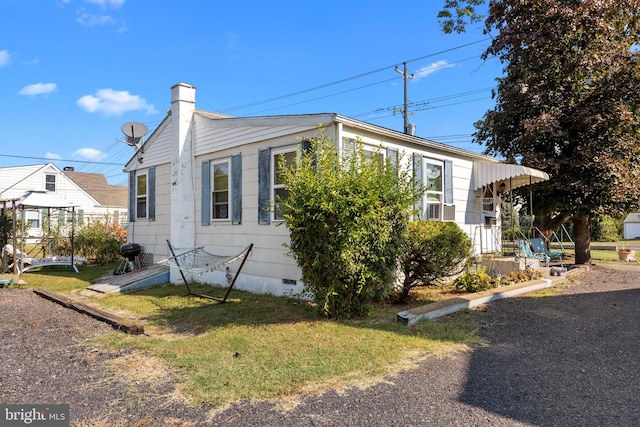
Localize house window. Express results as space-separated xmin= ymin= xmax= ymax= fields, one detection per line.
xmin=28 ymin=219 xmax=40 ymax=229
xmin=273 ymin=149 xmax=296 ymax=221
xmin=212 ymin=160 xmax=230 ymax=220
xmin=424 ymin=160 xmax=443 ymax=220
xmin=45 ymin=174 xmax=56 ymax=192
xmin=363 ymin=146 xmax=384 ymax=165
xmin=136 ymin=173 xmax=147 ymax=219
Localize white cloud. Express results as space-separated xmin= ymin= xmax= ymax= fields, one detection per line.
xmin=18 ymin=82 xmax=57 ymax=97
xmin=45 ymin=152 xmax=62 ymax=161
xmin=77 ymin=88 xmax=156 ymax=116
xmin=0 ymin=50 xmax=11 ymax=67
xmin=413 ymin=60 xmax=456 ymax=82
xmin=77 ymin=12 xmax=115 ymax=26
xmin=84 ymin=0 xmax=125 ymax=8
xmin=73 ymin=147 xmax=107 ymax=160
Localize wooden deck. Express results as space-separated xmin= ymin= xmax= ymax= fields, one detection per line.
xmin=88 ymin=264 xmax=170 ymax=294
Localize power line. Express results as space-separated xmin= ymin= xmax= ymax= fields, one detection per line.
xmin=218 ymin=39 xmax=490 ymax=114
xmin=0 ymin=154 xmax=124 ymax=166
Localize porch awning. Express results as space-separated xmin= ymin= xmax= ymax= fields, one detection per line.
xmin=472 ymin=162 xmax=549 ymax=191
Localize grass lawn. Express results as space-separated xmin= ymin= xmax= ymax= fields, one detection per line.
xmin=18 ymin=266 xmax=481 ymax=407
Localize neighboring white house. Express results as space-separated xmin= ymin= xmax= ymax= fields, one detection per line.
xmin=124 ymin=82 xmax=548 ymax=297
xmin=623 ymin=213 xmax=640 ymax=240
xmin=0 ymin=163 xmax=128 ymax=239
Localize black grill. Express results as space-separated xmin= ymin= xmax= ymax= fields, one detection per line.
xmin=119 ymin=243 xmax=141 ymax=261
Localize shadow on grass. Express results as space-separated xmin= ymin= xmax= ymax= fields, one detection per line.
xmin=460 ymin=286 xmax=640 ymax=426
xmin=93 ymin=281 xmax=473 ymax=343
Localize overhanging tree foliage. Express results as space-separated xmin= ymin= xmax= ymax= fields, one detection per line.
xmin=279 ymin=133 xmax=420 ymax=318
xmin=441 ymin=0 xmax=640 ymax=264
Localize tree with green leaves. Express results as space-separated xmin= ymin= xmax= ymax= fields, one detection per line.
xmin=279 ymin=133 xmax=420 ymax=318
xmin=440 ymin=0 xmax=640 ymax=264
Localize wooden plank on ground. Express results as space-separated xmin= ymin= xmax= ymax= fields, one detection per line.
xmin=33 ymin=289 xmax=144 ymax=335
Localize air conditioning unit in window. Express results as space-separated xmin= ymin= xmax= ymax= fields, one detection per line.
xmin=443 ymin=205 xmax=456 ymax=221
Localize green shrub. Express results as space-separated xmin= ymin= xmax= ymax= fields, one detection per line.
xmin=501 ymin=269 xmax=542 ymax=283
xmin=591 ymin=214 xmax=622 ymax=242
xmin=454 ymin=267 xmax=542 ymax=293
xmin=453 ymin=266 xmax=495 ymax=293
xmin=75 ymin=219 xmax=127 ymax=263
xmin=280 ymin=133 xmax=420 ymax=318
xmin=396 ymin=220 xmax=472 ymax=302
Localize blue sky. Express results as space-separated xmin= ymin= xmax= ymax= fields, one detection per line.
xmin=1 ymin=0 xmax=500 ymax=185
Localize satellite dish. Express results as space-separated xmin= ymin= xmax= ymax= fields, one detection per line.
xmin=121 ymin=122 xmax=149 ymax=148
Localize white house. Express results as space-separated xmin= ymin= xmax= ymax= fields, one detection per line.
xmin=623 ymin=213 xmax=640 ymax=240
xmin=0 ymin=163 xmax=128 ymax=239
xmin=124 ymin=82 xmax=548 ymax=297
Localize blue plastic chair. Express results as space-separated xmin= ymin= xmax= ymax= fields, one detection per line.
xmin=517 ymin=239 xmax=550 ymax=263
xmin=530 ymin=238 xmax=562 ymax=262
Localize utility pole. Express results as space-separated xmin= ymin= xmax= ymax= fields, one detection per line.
xmin=394 ymin=62 xmax=414 ymax=135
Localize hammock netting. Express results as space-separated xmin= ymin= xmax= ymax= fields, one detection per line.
xmin=159 ymin=246 xmax=249 ymax=276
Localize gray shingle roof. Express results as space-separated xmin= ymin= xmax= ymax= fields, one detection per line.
xmin=63 ymin=171 xmax=128 ymax=208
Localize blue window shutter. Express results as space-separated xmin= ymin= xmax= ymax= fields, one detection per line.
xmin=232 ymin=153 xmax=242 ymax=224
xmin=128 ymin=170 xmax=136 ymax=222
xmin=444 ymin=160 xmax=453 ymax=204
xmin=258 ymin=148 xmax=271 ymax=224
xmin=413 ymin=153 xmax=423 ymax=218
xmin=148 ymin=167 xmax=156 ymax=221
xmin=386 ymin=148 xmax=399 ymax=170
xmin=201 ymin=161 xmax=211 ymax=225
xmin=301 ymin=139 xmax=312 ymax=154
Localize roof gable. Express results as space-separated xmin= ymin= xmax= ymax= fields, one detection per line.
xmin=63 ymin=170 xmax=128 ymax=207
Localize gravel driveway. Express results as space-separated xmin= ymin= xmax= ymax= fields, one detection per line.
xmin=1 ymin=263 xmax=638 ymax=426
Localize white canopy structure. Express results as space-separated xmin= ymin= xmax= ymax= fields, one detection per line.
xmin=15 ymin=190 xmax=79 ymax=209
xmin=472 ymin=162 xmax=549 ymax=191
xmin=1 ymin=191 xmax=82 ymax=274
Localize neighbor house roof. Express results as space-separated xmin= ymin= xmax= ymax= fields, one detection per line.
xmin=63 ymin=170 xmax=128 ymax=208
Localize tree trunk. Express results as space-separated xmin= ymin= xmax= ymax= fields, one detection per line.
xmin=573 ymin=214 xmax=592 ymax=264
xmin=533 ymin=213 xmax=570 ymax=247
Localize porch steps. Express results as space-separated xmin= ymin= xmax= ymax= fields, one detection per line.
xmin=87 ymin=264 xmax=170 ymax=294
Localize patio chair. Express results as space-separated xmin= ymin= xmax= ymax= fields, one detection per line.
xmin=531 ymin=238 xmax=563 ymax=264
xmin=517 ymin=239 xmax=550 ymax=264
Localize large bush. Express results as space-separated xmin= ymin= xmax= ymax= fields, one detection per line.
xmin=280 ymin=133 xmax=420 ymax=318
xmin=75 ymin=219 xmax=127 ymax=264
xmin=396 ymin=220 xmax=472 ymax=302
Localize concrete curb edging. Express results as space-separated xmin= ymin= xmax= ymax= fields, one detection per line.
xmin=396 ymin=278 xmax=553 ymax=327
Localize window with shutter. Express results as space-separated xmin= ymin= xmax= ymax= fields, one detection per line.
xmin=424 ymin=160 xmax=443 ymax=221
xmin=212 ymin=160 xmax=230 ymax=220
xmin=136 ymin=173 xmax=148 ymax=219
xmin=272 ymin=148 xmax=296 ymax=221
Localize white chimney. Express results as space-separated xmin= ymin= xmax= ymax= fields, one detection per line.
xmin=170 ymin=82 xmax=197 ymax=255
